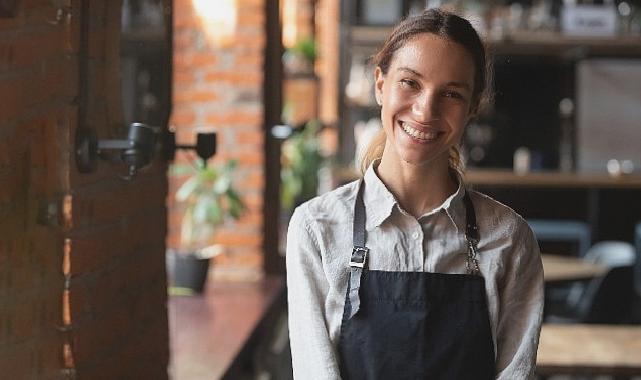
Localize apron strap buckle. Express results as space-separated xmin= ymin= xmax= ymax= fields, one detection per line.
xmin=349 ymin=246 xmax=369 ymax=268
xmin=466 ymin=240 xmax=481 ymax=276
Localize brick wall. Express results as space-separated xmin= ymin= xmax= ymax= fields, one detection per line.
xmin=0 ymin=0 xmax=169 ymax=378
xmin=170 ymin=0 xmax=265 ymax=281
xmin=282 ymin=0 xmax=315 ymax=48
xmin=316 ymin=0 xmax=340 ymax=128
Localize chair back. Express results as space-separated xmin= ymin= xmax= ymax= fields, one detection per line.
xmin=583 ymin=241 xmax=636 ymax=267
xmin=576 ymin=266 xmax=634 ymax=324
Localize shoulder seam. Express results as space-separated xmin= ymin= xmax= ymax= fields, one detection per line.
xmin=299 ymin=203 xmax=323 ymax=254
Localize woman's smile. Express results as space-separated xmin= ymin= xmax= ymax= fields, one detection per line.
xmin=397 ymin=119 xmax=443 ymax=143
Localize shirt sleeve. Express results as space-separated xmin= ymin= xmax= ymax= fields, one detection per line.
xmin=495 ymin=221 xmax=545 ymax=380
xmin=286 ymin=204 xmax=342 ymax=380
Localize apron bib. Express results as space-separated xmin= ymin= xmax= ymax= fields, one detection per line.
xmin=338 ymin=180 xmax=495 ymax=380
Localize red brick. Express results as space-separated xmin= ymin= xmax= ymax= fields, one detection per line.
xmin=214 ymin=229 xmax=262 ymax=247
xmin=237 ymin=11 xmax=265 ymax=27
xmin=237 ymin=0 xmax=265 ymax=9
xmin=170 ymin=0 xmax=267 ymax=283
xmin=236 ymin=172 xmax=265 ymax=190
xmin=202 ymin=70 xmax=263 ymax=86
xmin=205 ymin=112 xmax=263 ymax=127
xmin=236 ymin=129 xmax=264 ymax=145
xmin=234 ymin=52 xmax=264 ymax=67
xmin=214 ymin=251 xmax=263 ymax=267
xmin=174 ymin=89 xmax=219 ymax=104
xmin=169 ymin=109 xmax=196 ymax=127
xmin=236 ymin=150 xmax=263 ymax=165
xmin=173 ymin=70 xmax=195 ymax=86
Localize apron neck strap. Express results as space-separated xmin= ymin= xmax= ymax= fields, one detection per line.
xmin=353 ymin=179 xmax=367 ymax=249
xmin=463 ymin=190 xmax=479 ymax=243
xmin=352 ymin=178 xmax=481 ymax=274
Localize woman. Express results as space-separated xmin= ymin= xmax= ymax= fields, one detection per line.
xmin=286 ymin=8 xmax=543 ymax=380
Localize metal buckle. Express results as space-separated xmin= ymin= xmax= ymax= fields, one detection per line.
xmin=349 ymin=246 xmax=369 ymax=268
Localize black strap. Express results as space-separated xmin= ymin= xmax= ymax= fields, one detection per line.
xmin=464 ymin=191 xmax=479 ymax=243
xmin=348 ymin=179 xmax=368 ymax=319
xmin=463 ymin=190 xmax=481 ymax=275
xmin=353 ymin=179 xmax=367 ymax=248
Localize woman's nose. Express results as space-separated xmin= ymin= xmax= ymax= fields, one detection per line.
xmin=412 ymin=91 xmax=440 ymax=122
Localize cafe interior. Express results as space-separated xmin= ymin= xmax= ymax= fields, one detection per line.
xmin=2 ymin=0 xmax=641 ymax=378
xmin=167 ymin=0 xmax=641 ymax=379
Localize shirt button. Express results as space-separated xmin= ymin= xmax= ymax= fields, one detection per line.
xmin=412 ymin=232 xmax=420 ymax=240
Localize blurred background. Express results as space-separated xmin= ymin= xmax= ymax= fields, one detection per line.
xmin=1 ymin=0 xmax=641 ymax=378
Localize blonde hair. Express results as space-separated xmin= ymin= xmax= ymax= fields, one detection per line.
xmin=359 ymin=130 xmax=465 ymax=175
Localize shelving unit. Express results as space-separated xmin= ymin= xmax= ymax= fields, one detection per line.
xmin=351 ymin=25 xmax=641 ymax=57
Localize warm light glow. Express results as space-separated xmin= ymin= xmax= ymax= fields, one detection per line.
xmin=192 ymin=0 xmax=237 ymax=48
xmin=282 ymin=0 xmax=297 ymax=48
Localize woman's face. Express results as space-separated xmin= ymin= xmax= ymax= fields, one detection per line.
xmin=375 ymin=33 xmax=476 ymax=168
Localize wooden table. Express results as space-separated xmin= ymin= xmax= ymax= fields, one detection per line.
xmin=542 ymin=254 xmax=607 ymax=284
xmin=537 ymin=324 xmax=641 ymax=376
xmin=168 ymin=276 xmax=285 ymax=380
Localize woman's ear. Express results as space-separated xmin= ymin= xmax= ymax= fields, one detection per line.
xmin=374 ymin=66 xmax=384 ymax=105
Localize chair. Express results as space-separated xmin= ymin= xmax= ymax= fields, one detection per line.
xmin=547 ymin=265 xmax=635 ymax=324
xmin=564 ymin=241 xmax=636 ymax=307
xmin=527 ymin=219 xmax=591 ymax=257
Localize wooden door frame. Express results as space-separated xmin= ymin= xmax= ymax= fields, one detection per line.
xmin=263 ymin=0 xmax=285 ymax=275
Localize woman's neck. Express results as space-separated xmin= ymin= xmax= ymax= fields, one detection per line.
xmin=376 ymin=153 xmax=457 ymax=219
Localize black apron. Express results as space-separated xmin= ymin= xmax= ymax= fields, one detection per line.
xmin=338 ymin=180 xmax=495 ymax=380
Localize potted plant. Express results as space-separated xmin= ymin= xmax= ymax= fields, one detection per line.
xmin=280 ymin=120 xmax=324 ymax=212
xmin=282 ymin=37 xmax=317 ymax=75
xmin=169 ymin=158 xmax=245 ymax=295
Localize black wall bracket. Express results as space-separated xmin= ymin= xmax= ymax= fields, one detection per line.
xmin=75 ymin=123 xmax=157 ymax=180
xmin=74 ymin=123 xmax=218 ymax=179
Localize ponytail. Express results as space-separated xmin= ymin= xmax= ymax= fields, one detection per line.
xmin=359 ymin=129 xmax=386 ymax=175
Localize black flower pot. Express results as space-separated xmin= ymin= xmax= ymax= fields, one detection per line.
xmin=170 ymin=252 xmax=211 ymax=294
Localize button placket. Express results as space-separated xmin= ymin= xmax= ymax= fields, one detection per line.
xmin=412 ymin=224 xmax=424 ymax=271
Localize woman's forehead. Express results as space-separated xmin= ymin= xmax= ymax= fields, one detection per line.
xmin=389 ymin=34 xmax=475 ymax=84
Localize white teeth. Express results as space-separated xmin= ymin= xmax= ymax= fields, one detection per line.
xmin=400 ymin=122 xmax=438 ymax=141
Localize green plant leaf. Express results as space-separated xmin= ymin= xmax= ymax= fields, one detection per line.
xmin=176 ymin=177 xmax=200 ymax=201
xmin=175 ymin=158 xmax=247 ymax=248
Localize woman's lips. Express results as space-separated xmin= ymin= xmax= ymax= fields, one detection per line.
xmin=398 ymin=120 xmax=442 ymax=142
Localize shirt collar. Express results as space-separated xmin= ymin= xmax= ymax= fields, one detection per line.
xmin=436 ymin=175 xmax=467 ymax=235
xmin=362 ymin=160 xmax=397 ymax=231
xmin=362 ymin=159 xmax=467 ymax=233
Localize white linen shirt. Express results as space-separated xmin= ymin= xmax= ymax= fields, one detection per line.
xmin=286 ymin=162 xmax=544 ymax=380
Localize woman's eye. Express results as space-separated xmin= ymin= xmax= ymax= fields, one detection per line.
xmin=399 ymin=79 xmax=418 ymax=89
xmin=443 ymin=90 xmax=464 ymax=100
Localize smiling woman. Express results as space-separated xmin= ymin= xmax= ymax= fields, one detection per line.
xmin=286 ymin=8 xmax=544 ymax=380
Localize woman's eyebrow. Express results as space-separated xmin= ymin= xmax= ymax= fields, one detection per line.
xmin=398 ymin=66 xmax=423 ymax=78
xmin=397 ymin=67 xmax=471 ymax=90
xmin=445 ymin=81 xmax=471 ymax=90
